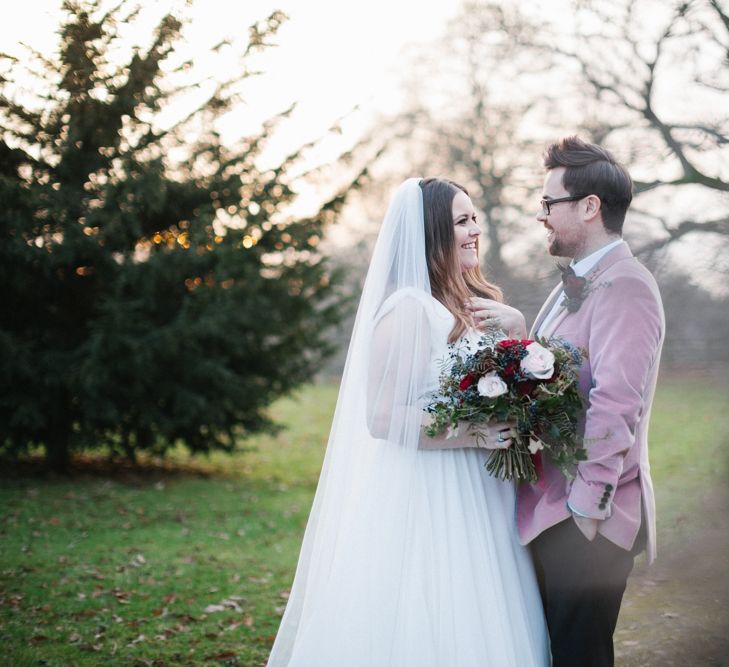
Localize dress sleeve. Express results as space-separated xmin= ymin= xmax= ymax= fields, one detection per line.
xmin=366 ymin=293 xmax=432 ymax=445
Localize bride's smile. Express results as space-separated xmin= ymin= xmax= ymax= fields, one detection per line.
xmin=452 ymin=190 xmax=481 ymax=271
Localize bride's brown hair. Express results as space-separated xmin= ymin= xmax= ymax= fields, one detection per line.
xmin=420 ymin=177 xmax=503 ymax=342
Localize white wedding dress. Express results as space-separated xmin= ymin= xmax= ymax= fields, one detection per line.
xmin=267 ymin=179 xmax=548 ymax=667
xmin=269 ymin=291 xmax=549 ymax=667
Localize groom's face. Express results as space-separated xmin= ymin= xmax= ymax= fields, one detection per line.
xmin=537 ymin=167 xmax=586 ymax=259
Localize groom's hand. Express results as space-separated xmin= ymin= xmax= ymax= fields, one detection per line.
xmin=573 ymin=514 xmax=599 ymax=541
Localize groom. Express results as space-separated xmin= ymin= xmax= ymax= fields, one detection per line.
xmin=517 ymin=136 xmax=665 ymax=667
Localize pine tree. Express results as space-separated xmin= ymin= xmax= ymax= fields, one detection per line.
xmin=0 ymin=1 xmax=365 ymax=470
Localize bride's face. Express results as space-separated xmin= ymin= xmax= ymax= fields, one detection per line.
xmin=452 ymin=191 xmax=481 ymax=272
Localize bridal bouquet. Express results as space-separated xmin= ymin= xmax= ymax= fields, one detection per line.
xmin=424 ymin=333 xmax=587 ymax=482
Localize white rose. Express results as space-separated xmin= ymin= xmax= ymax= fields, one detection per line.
xmin=477 ymin=372 xmax=508 ymax=398
xmin=521 ymin=342 xmax=555 ymax=380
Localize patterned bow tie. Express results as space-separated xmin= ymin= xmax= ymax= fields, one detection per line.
xmin=558 ymin=264 xmax=587 ymax=313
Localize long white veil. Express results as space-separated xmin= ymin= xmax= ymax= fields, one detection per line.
xmin=267 ymin=177 xmax=436 ymax=665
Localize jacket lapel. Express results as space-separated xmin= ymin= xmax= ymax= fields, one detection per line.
xmin=582 ymin=241 xmax=633 ymax=286
xmin=540 ymin=304 xmax=570 ymax=339
xmin=530 ymin=282 xmax=563 ymax=338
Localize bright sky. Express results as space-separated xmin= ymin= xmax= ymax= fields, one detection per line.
xmin=0 ymin=0 xmax=460 ymax=157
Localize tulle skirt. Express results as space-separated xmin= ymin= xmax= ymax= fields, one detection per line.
xmin=274 ymin=444 xmax=550 ymax=666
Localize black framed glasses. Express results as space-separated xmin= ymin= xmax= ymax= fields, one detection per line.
xmin=540 ymin=194 xmax=590 ymax=216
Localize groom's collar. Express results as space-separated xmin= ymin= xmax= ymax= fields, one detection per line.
xmin=570 ymin=238 xmax=625 ymax=277
xmin=582 ymin=239 xmax=633 ymax=284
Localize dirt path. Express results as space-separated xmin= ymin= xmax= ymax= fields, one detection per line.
xmin=616 ymin=509 xmax=729 ymax=666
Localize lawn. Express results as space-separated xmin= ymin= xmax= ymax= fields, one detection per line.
xmin=1 ymin=376 xmax=728 ymax=666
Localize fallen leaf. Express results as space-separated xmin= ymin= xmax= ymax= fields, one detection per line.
xmin=112 ymin=588 xmax=132 ymax=604
xmin=129 ymin=553 xmax=146 ymax=568
xmin=208 ymin=651 xmax=237 ymax=660
xmin=204 ymin=597 xmax=244 ymax=614
xmin=79 ymin=643 xmax=102 ymax=652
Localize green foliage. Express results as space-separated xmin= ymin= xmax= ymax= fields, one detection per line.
xmin=0 ymin=2 xmax=364 ymax=469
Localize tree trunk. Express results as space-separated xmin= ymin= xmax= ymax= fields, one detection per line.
xmin=483 ymin=208 xmax=506 ymax=280
xmin=122 ymin=430 xmax=138 ymax=466
xmin=45 ymin=432 xmax=70 ymax=473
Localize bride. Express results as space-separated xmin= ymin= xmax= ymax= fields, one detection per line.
xmin=266 ymin=177 xmax=549 ymax=666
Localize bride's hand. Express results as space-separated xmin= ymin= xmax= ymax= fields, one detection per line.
xmin=476 ymin=420 xmax=515 ymax=450
xmin=466 ymin=298 xmax=527 ymax=338
xmin=420 ymin=419 xmax=515 ymax=450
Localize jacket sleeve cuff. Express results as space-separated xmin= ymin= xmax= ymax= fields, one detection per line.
xmin=568 ymin=479 xmax=614 ymax=520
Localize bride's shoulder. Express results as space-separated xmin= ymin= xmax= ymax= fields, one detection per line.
xmin=375 ymin=288 xmax=448 ymax=321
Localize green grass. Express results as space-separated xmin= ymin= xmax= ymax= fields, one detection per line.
xmin=1 ymin=377 xmax=727 ymax=666
xmin=641 ymin=373 xmax=729 ymax=545
xmin=614 ymin=373 xmax=729 ymax=665
xmin=0 ymin=385 xmax=337 ymax=667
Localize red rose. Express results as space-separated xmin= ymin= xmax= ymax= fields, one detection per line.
xmin=497 ymin=339 xmax=533 ymax=353
xmin=459 ymin=374 xmax=475 ymax=390
xmin=502 ymin=362 xmax=518 ymax=377
xmin=516 ymin=380 xmax=537 ymax=397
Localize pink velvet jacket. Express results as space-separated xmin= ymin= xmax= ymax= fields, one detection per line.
xmin=517 ymin=243 xmax=665 ymax=563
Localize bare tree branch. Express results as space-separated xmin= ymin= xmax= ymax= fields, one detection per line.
xmin=635 ymin=215 xmax=729 ymax=254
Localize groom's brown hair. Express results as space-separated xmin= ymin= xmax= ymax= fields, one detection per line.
xmin=544 ymin=136 xmax=633 ymax=235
